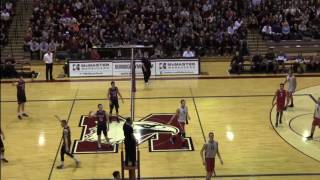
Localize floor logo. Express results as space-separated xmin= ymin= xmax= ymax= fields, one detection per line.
xmin=72 ymin=114 xmax=194 ymax=154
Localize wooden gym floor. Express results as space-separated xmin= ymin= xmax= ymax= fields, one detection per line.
xmin=1 ymin=64 xmax=320 ymax=180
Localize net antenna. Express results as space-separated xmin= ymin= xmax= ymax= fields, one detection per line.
xmin=110 ymin=45 xmax=153 ymax=121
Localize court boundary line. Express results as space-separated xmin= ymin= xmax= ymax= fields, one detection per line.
xmin=269 ymin=94 xmax=320 ymax=163
xmin=1 ymin=73 xmax=320 ymax=84
xmin=288 ymin=113 xmax=320 ymax=142
xmin=72 ymin=172 xmax=320 ymax=180
xmin=189 ymin=88 xmax=206 ymax=142
xmin=0 ymin=94 xmax=311 ymax=103
xmin=47 ymin=89 xmax=79 ymax=180
xmin=309 ymin=94 xmax=317 ymax=103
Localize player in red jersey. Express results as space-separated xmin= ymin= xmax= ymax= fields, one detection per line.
xmin=272 ymin=83 xmax=289 ymax=127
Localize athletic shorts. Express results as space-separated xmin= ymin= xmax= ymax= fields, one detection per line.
xmin=178 ymin=122 xmax=185 ymax=133
xmin=17 ymin=94 xmax=26 ymax=104
xmin=312 ymin=117 xmax=320 ymax=127
xmin=277 ymin=103 xmax=285 ymax=112
xmin=97 ymin=124 xmax=107 ymax=136
xmin=205 ymin=158 xmax=215 ymax=173
xmin=109 ymin=100 xmax=119 ymax=111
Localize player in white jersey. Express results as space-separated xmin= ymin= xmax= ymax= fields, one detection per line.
xmin=284 ymin=71 xmax=296 ymax=107
xmin=200 ymin=132 xmax=223 ymax=180
xmin=307 ymin=97 xmax=320 ymax=140
xmin=168 ymin=99 xmax=191 ymax=144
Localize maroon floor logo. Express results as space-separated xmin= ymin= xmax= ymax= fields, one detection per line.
xmin=72 ymin=114 xmax=194 ymax=154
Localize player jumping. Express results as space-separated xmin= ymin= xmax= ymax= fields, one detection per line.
xmin=272 ymin=83 xmax=289 ymax=127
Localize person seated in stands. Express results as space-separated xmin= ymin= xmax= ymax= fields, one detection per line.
xmin=79 ymin=49 xmax=88 ymax=60
xmin=264 ymin=48 xmax=276 ymax=73
xmin=272 ymin=22 xmax=282 ymax=42
xmin=229 ymin=51 xmax=244 ymax=74
xmin=298 ymin=21 xmax=312 ymax=37
xmin=4 ymin=56 xmax=17 ymax=78
xmin=182 ymin=46 xmax=195 ymax=58
xmin=29 ymin=39 xmax=40 ymax=60
xmin=275 ymin=51 xmax=287 ymax=73
xmin=261 ymin=24 xmax=273 ymax=40
xmin=291 ymin=23 xmax=302 ymax=40
xmin=281 ymin=21 xmax=291 ymax=40
xmin=307 ymin=53 xmax=320 ymax=72
xmin=89 ymin=48 xmax=101 ymax=60
xmin=251 ymin=54 xmax=263 ymax=72
xmin=310 ymin=24 xmax=320 ymax=39
xmin=240 ymin=40 xmax=250 ymax=56
xmin=294 ymin=53 xmax=305 ymax=73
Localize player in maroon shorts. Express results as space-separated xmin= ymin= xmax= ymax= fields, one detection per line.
xmin=200 ymin=132 xmax=223 ymax=180
xmin=306 ymin=97 xmax=320 ymax=140
xmin=272 ymin=83 xmax=289 ymax=127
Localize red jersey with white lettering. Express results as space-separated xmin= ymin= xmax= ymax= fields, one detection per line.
xmin=276 ymin=89 xmax=287 ymax=111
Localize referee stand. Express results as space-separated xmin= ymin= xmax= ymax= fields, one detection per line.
xmin=120 ymin=144 xmax=140 ymax=180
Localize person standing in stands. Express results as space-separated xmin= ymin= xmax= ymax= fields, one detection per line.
xmin=43 ymin=50 xmax=54 ymax=81
xmin=230 ymin=51 xmax=244 ymax=74
xmin=142 ymin=57 xmax=152 ymax=85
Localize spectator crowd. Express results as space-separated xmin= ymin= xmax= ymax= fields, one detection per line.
xmin=1 ymin=0 xmax=15 ymax=47
xmin=20 ymin=0 xmax=320 ymax=60
xmin=25 ymin=0 xmax=249 ymax=59
xmin=249 ymin=0 xmax=320 ymax=41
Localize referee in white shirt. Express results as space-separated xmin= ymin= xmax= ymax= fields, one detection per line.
xmin=182 ymin=47 xmax=195 ymax=58
xmin=43 ymin=50 xmax=54 ymax=81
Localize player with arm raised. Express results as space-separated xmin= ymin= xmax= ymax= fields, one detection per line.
xmin=88 ymin=104 xmax=110 ymax=149
xmin=12 ymin=76 xmax=33 ymax=120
